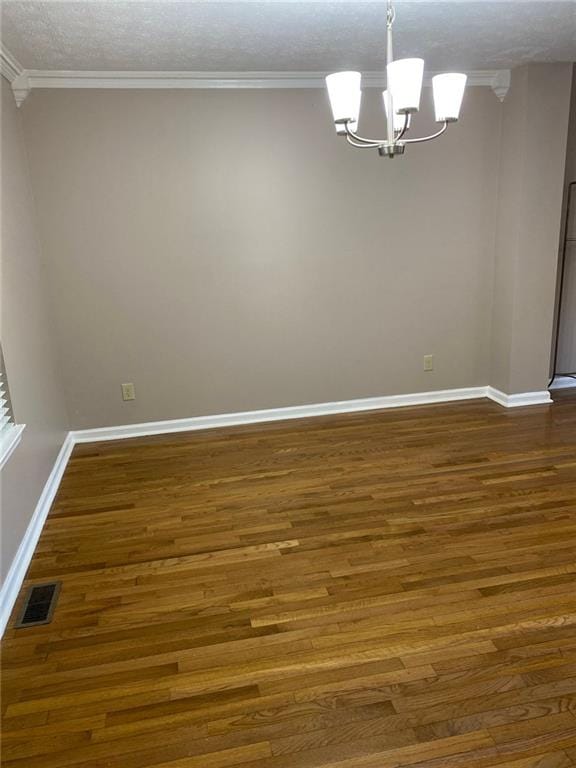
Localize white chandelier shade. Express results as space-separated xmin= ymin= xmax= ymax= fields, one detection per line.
xmin=432 ymin=73 xmax=467 ymax=122
xmin=325 ymin=71 xmax=362 ymax=124
xmin=324 ymin=0 xmax=466 ymax=159
xmin=386 ymin=58 xmax=425 ymax=114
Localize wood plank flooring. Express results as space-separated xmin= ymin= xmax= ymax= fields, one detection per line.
xmin=2 ymin=392 xmax=576 ymax=767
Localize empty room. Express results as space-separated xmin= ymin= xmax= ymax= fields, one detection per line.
xmin=1 ymin=0 xmax=576 ymax=766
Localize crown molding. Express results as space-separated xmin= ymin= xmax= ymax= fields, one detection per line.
xmin=490 ymin=69 xmax=511 ymax=102
xmin=0 ymin=46 xmax=31 ymax=107
xmin=1 ymin=47 xmax=23 ymax=82
xmin=8 ymin=67 xmax=511 ymax=107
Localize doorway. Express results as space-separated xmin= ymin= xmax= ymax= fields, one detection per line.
xmin=550 ymin=180 xmax=576 ymax=391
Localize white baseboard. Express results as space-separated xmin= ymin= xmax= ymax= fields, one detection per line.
xmin=71 ymin=387 xmax=490 ymax=443
xmin=486 ymin=387 xmax=552 ymax=407
xmin=71 ymin=386 xmax=554 ymax=444
xmin=0 ymin=382 xmax=553 ymax=636
xmin=0 ymin=433 xmax=74 ymax=637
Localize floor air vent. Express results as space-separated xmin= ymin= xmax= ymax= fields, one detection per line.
xmin=15 ymin=582 xmax=61 ymax=628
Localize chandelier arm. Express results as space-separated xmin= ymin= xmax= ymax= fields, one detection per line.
xmin=395 ymin=113 xmax=409 ymax=141
xmin=402 ymin=121 xmax=448 ymax=144
xmin=345 ymin=122 xmax=386 ymax=147
xmin=345 ymin=135 xmax=382 ymax=149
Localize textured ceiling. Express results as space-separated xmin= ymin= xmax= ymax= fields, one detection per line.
xmin=1 ymin=1 xmax=575 ymax=73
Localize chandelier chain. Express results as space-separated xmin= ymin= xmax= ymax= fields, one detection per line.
xmin=387 ymin=0 xmax=395 ymax=29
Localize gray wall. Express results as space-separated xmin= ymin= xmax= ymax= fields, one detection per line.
xmin=21 ymin=86 xmax=501 ymax=429
xmin=1 ymin=78 xmax=69 ymax=580
xmin=490 ymin=64 xmax=573 ymax=394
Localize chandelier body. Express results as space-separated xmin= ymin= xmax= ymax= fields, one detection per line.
xmin=325 ymin=1 xmax=467 ymax=158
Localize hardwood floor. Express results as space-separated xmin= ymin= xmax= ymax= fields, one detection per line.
xmin=2 ymin=392 xmax=576 ymax=767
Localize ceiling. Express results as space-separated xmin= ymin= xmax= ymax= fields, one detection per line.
xmin=1 ymin=1 xmax=575 ymax=74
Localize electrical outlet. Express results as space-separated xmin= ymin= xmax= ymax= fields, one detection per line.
xmin=423 ymin=355 xmax=434 ymax=372
xmin=121 ymin=382 xmax=136 ymax=401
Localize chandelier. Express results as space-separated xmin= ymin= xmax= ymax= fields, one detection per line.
xmin=325 ymin=0 xmax=467 ymax=158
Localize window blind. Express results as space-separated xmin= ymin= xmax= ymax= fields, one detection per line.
xmin=0 ymin=346 xmax=24 ymax=469
xmin=1 ymin=372 xmax=15 ymax=434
